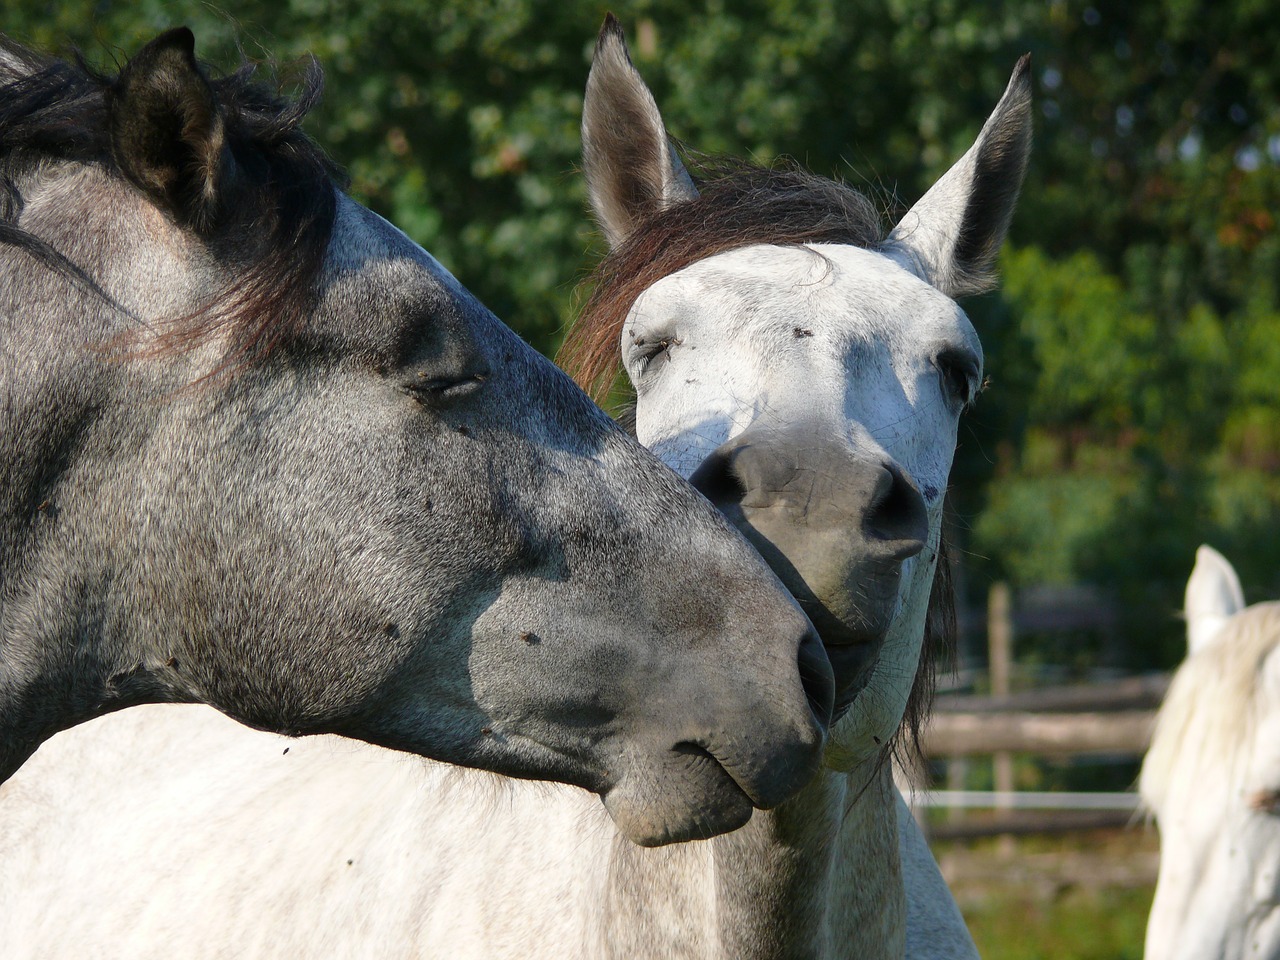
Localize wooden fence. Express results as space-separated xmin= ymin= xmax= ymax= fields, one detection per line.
xmin=901 ymin=580 xmax=1173 ymax=839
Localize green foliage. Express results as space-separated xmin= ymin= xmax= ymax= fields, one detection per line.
xmin=6 ymin=1 xmax=1279 ymax=671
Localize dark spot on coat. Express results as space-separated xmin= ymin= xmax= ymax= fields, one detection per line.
xmin=455 ymin=425 xmax=471 ymax=437
xmin=793 ymin=327 xmax=814 ymax=338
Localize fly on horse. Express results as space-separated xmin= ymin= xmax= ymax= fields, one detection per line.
xmin=0 ymin=27 xmax=836 ymax=846
xmin=0 ymin=18 xmax=1028 ymax=959
xmin=1141 ymin=545 xmax=1280 ymax=960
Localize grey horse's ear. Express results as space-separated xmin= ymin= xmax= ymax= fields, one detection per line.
xmin=582 ymin=14 xmax=698 ymax=249
xmin=1185 ymin=544 xmax=1246 ymax=655
xmin=107 ymin=27 xmax=230 ymax=233
xmin=886 ymin=56 xmax=1033 ymax=298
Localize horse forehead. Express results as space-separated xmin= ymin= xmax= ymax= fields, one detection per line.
xmin=639 ymin=243 xmax=969 ymax=346
xmin=327 ymin=197 xmax=474 ymax=304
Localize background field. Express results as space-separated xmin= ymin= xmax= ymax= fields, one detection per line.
xmin=941 ymin=829 xmax=1158 ymax=960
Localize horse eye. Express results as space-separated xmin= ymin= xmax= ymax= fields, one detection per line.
xmin=934 ymin=349 xmax=980 ymax=407
xmin=631 ymin=334 xmax=681 ymax=373
xmin=1250 ymin=788 xmax=1280 ymax=815
xmin=403 ymin=370 xmax=488 ymax=406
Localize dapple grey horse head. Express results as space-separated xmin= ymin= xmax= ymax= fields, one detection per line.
xmin=0 ymin=27 xmax=834 ymax=845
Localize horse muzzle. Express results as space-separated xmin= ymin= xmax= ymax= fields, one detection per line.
xmin=690 ymin=423 xmax=928 ymax=712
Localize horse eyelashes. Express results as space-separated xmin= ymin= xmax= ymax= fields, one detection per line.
xmin=403 ymin=372 xmax=488 ymax=407
xmin=631 ymin=334 xmax=682 ymax=370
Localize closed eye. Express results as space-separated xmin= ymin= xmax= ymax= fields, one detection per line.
xmin=1250 ymin=789 xmax=1280 ymax=815
xmin=403 ymin=370 xmax=488 ymax=406
xmin=630 ymin=332 xmax=682 ymax=373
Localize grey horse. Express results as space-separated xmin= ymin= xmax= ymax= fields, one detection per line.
xmin=0 ymin=27 xmax=834 ymax=846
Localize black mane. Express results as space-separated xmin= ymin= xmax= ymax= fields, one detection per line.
xmin=0 ymin=34 xmax=345 ymax=362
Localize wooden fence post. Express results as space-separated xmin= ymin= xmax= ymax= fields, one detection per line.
xmin=989 ymin=582 xmax=1014 ymax=853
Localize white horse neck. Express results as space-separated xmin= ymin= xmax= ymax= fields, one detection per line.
xmin=595 ymin=761 xmax=904 ymax=960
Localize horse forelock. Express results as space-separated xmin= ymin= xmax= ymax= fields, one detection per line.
xmin=1141 ymin=601 xmax=1280 ymax=816
xmin=559 ymin=156 xmax=885 ymax=407
xmin=0 ymin=35 xmax=344 ymax=372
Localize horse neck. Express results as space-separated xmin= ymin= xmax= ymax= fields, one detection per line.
xmin=0 ymin=621 xmax=161 ymax=784
xmin=1 ymin=286 xmax=215 ymax=782
xmin=595 ymin=760 xmax=904 ymax=960
xmin=0 ymin=375 xmax=179 ymax=783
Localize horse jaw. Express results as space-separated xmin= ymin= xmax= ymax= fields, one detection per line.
xmin=824 ymin=523 xmax=940 ymax=769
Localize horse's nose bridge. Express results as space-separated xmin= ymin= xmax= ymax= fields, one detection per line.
xmin=691 ymin=420 xmax=928 ymax=558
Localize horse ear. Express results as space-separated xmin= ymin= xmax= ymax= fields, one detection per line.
xmin=582 ymin=14 xmax=698 ymax=249
xmin=1185 ymin=544 xmax=1246 ymax=655
xmin=885 ymin=56 xmax=1033 ymax=298
xmin=107 ymin=27 xmax=230 ymax=233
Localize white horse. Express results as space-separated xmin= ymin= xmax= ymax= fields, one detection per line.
xmin=1141 ymin=545 xmax=1280 ymax=960
xmin=0 ymin=18 xmax=1031 ymax=959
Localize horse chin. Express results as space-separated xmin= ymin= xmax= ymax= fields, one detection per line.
xmin=824 ymin=641 xmax=883 ymax=719
xmin=709 ymin=502 xmax=907 ymax=713
xmin=774 ymin=565 xmax=904 ymax=718
xmin=600 ymin=748 xmax=754 ymax=846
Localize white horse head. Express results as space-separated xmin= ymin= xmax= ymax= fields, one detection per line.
xmin=1141 ymin=545 xmax=1280 ymax=960
xmin=565 ymin=14 xmax=1031 ymax=764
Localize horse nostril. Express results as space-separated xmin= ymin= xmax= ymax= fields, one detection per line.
xmin=796 ymin=626 xmax=835 ymax=729
xmin=689 ymin=446 xmax=748 ymax=510
xmin=866 ymin=464 xmax=928 ymax=559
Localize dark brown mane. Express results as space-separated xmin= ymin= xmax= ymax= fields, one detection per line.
xmin=559 ymin=156 xmax=884 ymax=405
xmin=0 ymin=35 xmax=344 ymax=365
xmin=559 ymin=155 xmax=951 ymax=758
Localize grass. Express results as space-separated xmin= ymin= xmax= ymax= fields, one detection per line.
xmin=962 ymin=884 xmax=1153 ymax=960
xmin=932 ymin=828 xmax=1158 ymax=960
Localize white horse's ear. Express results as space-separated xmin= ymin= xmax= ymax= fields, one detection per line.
xmin=885 ymin=56 xmax=1033 ymax=298
xmin=582 ymin=14 xmax=699 ymax=249
xmin=1185 ymin=544 xmax=1246 ymax=655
